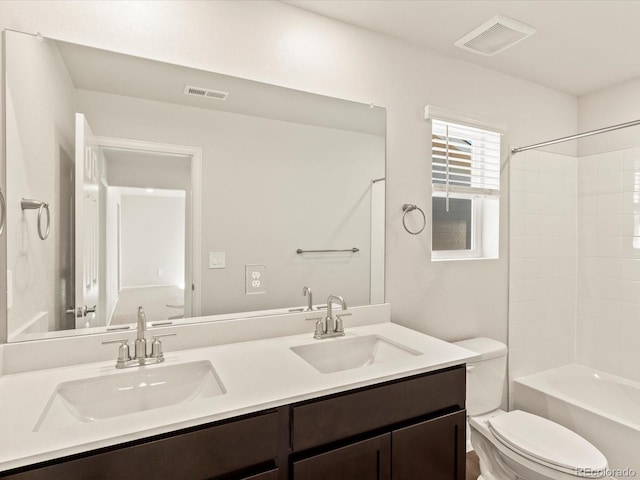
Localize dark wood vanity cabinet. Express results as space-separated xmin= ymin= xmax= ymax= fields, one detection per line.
xmin=1 ymin=366 xmax=465 ymax=480
xmin=290 ymin=366 xmax=466 ymax=480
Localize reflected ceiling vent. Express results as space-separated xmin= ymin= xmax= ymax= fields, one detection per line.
xmin=454 ymin=15 xmax=536 ymax=56
xmin=184 ymin=85 xmax=229 ymax=100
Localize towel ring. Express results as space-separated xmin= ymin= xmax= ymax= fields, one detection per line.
xmin=21 ymin=198 xmax=50 ymax=240
xmin=402 ymin=203 xmax=426 ymax=235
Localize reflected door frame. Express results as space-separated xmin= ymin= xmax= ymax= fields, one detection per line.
xmin=95 ymin=136 xmax=203 ymax=318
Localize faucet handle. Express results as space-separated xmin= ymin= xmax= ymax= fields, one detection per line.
xmin=102 ymin=339 xmax=131 ymax=366
xmin=334 ymin=313 xmax=352 ymax=333
xmin=151 ymin=333 xmax=176 ymax=361
xmin=306 ymin=316 xmax=324 ymax=338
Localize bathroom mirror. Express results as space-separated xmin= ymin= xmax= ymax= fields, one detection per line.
xmin=3 ymin=30 xmax=386 ymax=342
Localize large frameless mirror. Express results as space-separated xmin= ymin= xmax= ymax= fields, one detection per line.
xmin=3 ymin=30 xmax=386 ymax=342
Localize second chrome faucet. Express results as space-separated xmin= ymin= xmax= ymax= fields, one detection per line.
xmin=310 ymin=294 xmax=351 ymax=339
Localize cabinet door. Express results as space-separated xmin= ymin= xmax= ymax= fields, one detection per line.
xmin=293 ymin=434 xmax=391 ymax=480
xmin=392 ymin=411 xmax=465 ymax=480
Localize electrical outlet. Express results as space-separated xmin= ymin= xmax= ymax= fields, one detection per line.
xmin=245 ymin=265 xmax=265 ymax=294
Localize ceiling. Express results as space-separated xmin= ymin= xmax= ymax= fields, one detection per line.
xmin=284 ymin=0 xmax=640 ymax=97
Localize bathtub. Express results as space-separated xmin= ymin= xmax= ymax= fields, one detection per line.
xmin=513 ymin=364 xmax=639 ymax=479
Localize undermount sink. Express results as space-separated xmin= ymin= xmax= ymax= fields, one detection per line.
xmin=291 ymin=335 xmax=421 ymax=374
xmin=35 ymin=360 xmax=225 ymax=431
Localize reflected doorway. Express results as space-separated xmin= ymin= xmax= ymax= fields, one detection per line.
xmin=76 ymin=135 xmax=202 ymax=330
xmin=107 ymin=186 xmax=187 ymax=325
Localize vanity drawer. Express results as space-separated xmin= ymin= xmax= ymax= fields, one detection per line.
xmin=3 ymin=411 xmax=279 ymax=480
xmin=291 ymin=366 xmax=465 ymax=452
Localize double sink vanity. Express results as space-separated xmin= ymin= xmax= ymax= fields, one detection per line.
xmin=0 ymin=29 xmax=478 ymax=480
xmin=0 ymin=304 xmax=476 ymax=479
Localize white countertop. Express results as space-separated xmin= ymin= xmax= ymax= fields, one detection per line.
xmin=0 ymin=321 xmax=477 ymax=473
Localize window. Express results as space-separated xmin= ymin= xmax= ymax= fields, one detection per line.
xmin=427 ymin=108 xmax=503 ymax=260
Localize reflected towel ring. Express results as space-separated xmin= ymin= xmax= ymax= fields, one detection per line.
xmin=21 ymin=198 xmax=50 ymax=240
xmin=402 ymin=203 xmax=426 ymax=235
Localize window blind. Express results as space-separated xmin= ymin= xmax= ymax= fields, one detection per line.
xmin=432 ymin=119 xmax=501 ymax=197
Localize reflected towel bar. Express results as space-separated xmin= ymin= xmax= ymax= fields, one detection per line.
xmin=297 ymin=248 xmax=359 ymax=254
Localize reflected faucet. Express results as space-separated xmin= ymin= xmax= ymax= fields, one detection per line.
xmin=302 ymin=286 xmax=313 ymax=311
xmin=310 ymin=294 xmax=351 ymax=339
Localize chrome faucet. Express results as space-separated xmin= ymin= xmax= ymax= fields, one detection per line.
xmin=302 ymin=286 xmax=313 ymax=311
xmin=310 ymin=294 xmax=351 ymax=339
xmin=102 ymin=306 xmax=176 ymax=369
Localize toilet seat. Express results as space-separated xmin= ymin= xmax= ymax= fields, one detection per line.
xmin=488 ymin=410 xmax=608 ymax=477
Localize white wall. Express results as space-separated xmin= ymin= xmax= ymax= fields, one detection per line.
xmin=77 ymin=91 xmax=383 ymax=314
xmin=508 ymin=150 xmax=577 ymax=392
xmin=4 ymin=30 xmax=76 ymax=338
xmin=0 ymin=0 xmax=579 ymax=344
xmin=578 ymin=78 xmax=640 ymax=156
xmin=120 ymin=193 xmax=185 ymax=288
xmin=106 ymin=153 xmax=191 ymax=192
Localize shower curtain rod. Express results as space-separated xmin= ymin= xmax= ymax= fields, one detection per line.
xmin=511 ymin=118 xmax=640 ymax=154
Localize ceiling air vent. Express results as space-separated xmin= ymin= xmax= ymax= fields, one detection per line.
xmin=184 ymin=85 xmax=229 ymax=100
xmin=454 ymin=15 xmax=536 ymax=56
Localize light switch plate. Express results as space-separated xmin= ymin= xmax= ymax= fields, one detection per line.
xmin=245 ymin=264 xmax=265 ymax=294
xmin=209 ymin=252 xmax=226 ymax=269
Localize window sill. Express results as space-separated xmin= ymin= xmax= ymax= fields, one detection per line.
xmin=431 ymin=256 xmax=498 ymax=262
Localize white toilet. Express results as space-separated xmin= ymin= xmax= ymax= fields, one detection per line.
xmin=454 ymin=337 xmax=609 ymax=480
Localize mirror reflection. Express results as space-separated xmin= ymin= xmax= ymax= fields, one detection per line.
xmin=4 ymin=30 xmax=386 ymax=342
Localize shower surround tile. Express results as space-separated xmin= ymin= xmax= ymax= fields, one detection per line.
xmin=577 ymin=146 xmax=640 ymax=380
xmin=511 ymin=146 xmax=640 ymax=384
xmin=509 ymin=150 xmax=577 ymax=389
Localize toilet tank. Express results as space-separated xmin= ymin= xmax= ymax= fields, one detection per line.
xmin=453 ymin=337 xmax=507 ymax=416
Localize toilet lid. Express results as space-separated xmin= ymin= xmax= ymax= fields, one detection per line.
xmin=488 ymin=410 xmax=608 ymax=475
